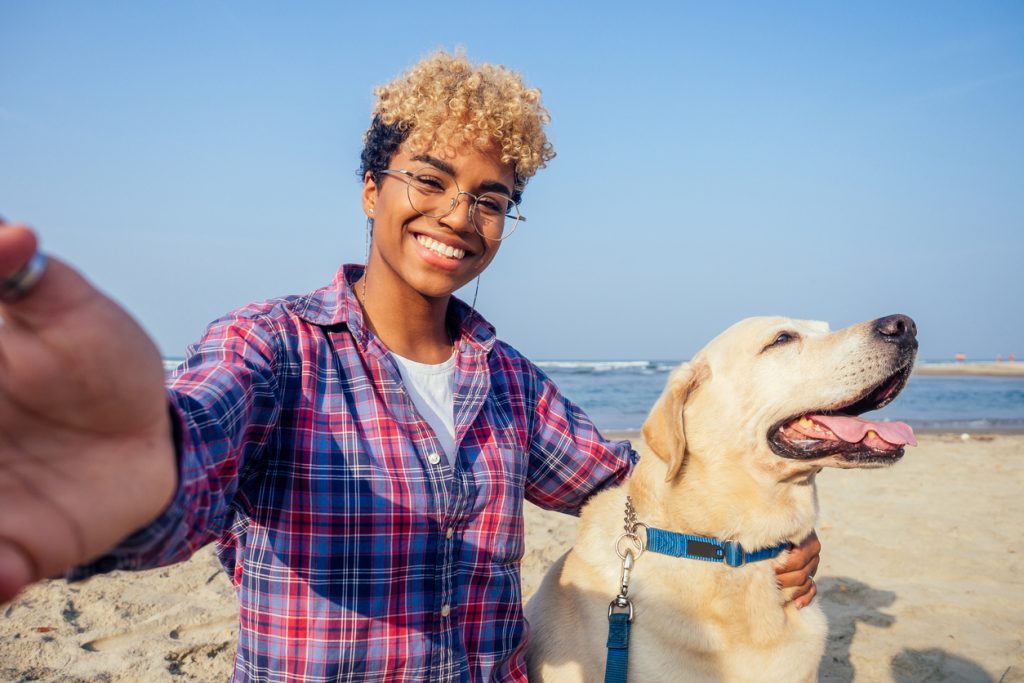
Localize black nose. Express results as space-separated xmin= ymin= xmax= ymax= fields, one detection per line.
xmin=874 ymin=314 xmax=917 ymax=344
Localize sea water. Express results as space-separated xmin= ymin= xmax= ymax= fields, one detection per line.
xmin=163 ymin=359 xmax=1024 ymax=433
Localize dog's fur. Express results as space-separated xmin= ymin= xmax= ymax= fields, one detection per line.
xmin=525 ymin=316 xmax=917 ymax=682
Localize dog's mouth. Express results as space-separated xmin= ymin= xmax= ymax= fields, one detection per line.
xmin=768 ymin=361 xmax=917 ymax=465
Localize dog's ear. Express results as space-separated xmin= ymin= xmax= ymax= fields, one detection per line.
xmin=642 ymin=362 xmax=704 ymax=482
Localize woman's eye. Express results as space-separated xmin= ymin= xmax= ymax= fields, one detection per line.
xmin=476 ymin=196 xmax=506 ymax=215
xmin=413 ymin=175 xmax=445 ymax=191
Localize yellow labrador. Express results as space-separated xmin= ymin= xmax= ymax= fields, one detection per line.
xmin=525 ymin=315 xmax=918 ymax=682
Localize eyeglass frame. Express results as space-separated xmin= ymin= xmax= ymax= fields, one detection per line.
xmin=377 ymin=167 xmax=526 ymax=241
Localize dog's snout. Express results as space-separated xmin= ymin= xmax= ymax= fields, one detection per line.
xmin=874 ymin=314 xmax=917 ymax=345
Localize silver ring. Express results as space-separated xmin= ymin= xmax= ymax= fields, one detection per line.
xmin=0 ymin=252 xmax=48 ymax=302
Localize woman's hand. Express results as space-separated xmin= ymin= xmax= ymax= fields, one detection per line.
xmin=775 ymin=531 xmax=821 ymax=609
xmin=0 ymin=222 xmax=177 ymax=605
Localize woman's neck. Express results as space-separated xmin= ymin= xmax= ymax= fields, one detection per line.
xmin=354 ymin=267 xmax=454 ymax=364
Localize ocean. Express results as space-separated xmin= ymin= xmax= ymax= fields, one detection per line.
xmin=163 ymin=359 xmax=1024 ymax=433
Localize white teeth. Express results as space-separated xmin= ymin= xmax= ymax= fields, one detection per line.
xmin=416 ymin=235 xmax=465 ymax=260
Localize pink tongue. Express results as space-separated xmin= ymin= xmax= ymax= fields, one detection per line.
xmin=809 ymin=415 xmax=917 ymax=447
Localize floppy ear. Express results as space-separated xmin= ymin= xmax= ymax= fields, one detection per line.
xmin=642 ymin=362 xmax=703 ymax=482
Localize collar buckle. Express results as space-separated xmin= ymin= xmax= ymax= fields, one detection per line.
xmin=723 ymin=539 xmax=746 ymax=567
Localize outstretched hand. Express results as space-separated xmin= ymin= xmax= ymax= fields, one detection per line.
xmin=775 ymin=531 xmax=821 ymax=609
xmin=0 ymin=222 xmax=177 ymax=604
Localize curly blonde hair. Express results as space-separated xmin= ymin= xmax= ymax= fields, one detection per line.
xmin=360 ymin=50 xmax=555 ymax=200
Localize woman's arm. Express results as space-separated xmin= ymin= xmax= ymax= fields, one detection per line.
xmin=69 ymin=309 xmax=285 ymax=578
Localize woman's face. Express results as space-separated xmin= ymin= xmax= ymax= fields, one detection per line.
xmin=361 ymin=142 xmax=515 ymax=302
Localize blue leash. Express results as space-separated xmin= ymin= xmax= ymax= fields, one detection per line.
xmin=604 ymin=497 xmax=790 ymax=683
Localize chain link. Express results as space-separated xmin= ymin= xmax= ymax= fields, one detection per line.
xmin=609 ymin=496 xmax=646 ymax=622
xmin=614 ymin=496 xmax=647 ymax=560
xmin=623 ymin=495 xmax=639 ymax=534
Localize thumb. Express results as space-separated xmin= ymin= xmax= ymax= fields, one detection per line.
xmin=0 ymin=540 xmax=35 ymax=605
xmin=0 ymin=221 xmax=39 ymax=278
xmin=0 ymin=223 xmax=100 ymax=328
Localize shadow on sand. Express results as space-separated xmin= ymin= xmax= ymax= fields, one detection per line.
xmin=818 ymin=576 xmax=996 ymax=683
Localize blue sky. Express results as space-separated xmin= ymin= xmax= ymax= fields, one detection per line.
xmin=2 ymin=2 xmax=1022 ymax=360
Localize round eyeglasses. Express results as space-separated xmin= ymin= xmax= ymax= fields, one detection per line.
xmin=378 ymin=167 xmax=525 ymax=241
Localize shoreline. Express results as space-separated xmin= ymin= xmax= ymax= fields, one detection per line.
xmin=913 ymin=362 xmax=1024 ymax=377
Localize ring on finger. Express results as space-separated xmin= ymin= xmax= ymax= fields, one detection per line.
xmin=0 ymin=252 xmax=48 ymax=303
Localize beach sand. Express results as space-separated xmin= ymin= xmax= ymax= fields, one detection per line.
xmin=914 ymin=362 xmax=1024 ymax=377
xmin=2 ymin=432 xmax=1021 ymax=682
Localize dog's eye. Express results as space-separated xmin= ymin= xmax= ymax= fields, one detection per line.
xmin=764 ymin=332 xmax=798 ymax=351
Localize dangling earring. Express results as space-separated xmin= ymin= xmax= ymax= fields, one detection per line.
xmin=363 ymin=213 xmax=373 ymax=301
xmin=470 ymin=274 xmax=481 ymax=311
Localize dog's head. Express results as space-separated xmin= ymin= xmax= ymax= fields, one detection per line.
xmin=643 ymin=315 xmax=918 ymax=482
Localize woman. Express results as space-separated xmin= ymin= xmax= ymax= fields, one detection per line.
xmin=0 ymin=51 xmax=818 ymax=682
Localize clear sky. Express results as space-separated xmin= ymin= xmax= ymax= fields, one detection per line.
xmin=3 ymin=2 xmax=1022 ymax=361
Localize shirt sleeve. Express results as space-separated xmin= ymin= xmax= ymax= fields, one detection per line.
xmin=68 ymin=310 xmax=284 ymax=579
xmin=521 ymin=359 xmax=638 ymax=515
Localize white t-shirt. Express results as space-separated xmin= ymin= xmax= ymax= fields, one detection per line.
xmin=391 ymin=351 xmax=457 ymax=463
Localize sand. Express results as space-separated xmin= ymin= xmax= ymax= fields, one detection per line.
xmin=914 ymin=362 xmax=1024 ymax=377
xmin=2 ymin=432 xmax=1022 ymax=682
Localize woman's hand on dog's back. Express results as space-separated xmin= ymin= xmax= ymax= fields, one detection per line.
xmin=0 ymin=223 xmax=177 ymax=605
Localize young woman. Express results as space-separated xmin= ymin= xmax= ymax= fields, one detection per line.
xmin=0 ymin=52 xmax=819 ymax=682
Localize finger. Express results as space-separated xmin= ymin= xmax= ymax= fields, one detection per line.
xmin=0 ymin=223 xmax=39 ymax=279
xmin=775 ymin=531 xmax=821 ymax=575
xmin=774 ymin=546 xmax=802 ymax=574
xmin=0 ymin=539 xmax=35 ymax=605
xmin=801 ymin=530 xmax=822 ymax=556
xmin=0 ymin=227 xmax=99 ymax=328
xmin=794 ymin=579 xmax=818 ymax=610
xmin=782 ymin=575 xmax=815 ymax=608
xmin=776 ymin=554 xmax=820 ymax=589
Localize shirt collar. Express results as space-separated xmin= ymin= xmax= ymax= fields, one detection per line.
xmin=292 ymin=264 xmax=497 ymax=353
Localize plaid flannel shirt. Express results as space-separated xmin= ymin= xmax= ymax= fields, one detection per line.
xmin=72 ymin=264 xmax=636 ymax=682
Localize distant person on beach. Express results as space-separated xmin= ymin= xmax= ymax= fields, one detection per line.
xmin=0 ymin=51 xmax=820 ymax=681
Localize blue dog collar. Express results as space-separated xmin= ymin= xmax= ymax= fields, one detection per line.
xmin=644 ymin=527 xmax=789 ymax=567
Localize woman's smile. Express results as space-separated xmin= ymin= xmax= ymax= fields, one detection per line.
xmin=413 ymin=232 xmax=468 ymax=261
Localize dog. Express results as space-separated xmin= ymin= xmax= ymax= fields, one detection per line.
xmin=525 ymin=315 xmax=918 ymax=682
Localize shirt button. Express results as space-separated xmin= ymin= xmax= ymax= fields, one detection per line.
xmin=446 ymin=527 xmax=454 ymax=539
xmin=440 ymin=604 xmax=451 ymax=617
xmin=427 ymin=453 xmax=442 ymax=465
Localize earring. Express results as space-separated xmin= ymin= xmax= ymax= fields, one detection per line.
xmin=363 ymin=216 xmax=373 ymax=301
xmin=470 ymin=274 xmax=481 ymax=311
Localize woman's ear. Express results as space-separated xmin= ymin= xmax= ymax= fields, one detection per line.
xmin=361 ymin=171 xmax=378 ymax=217
xmin=642 ymin=362 xmax=705 ymax=482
